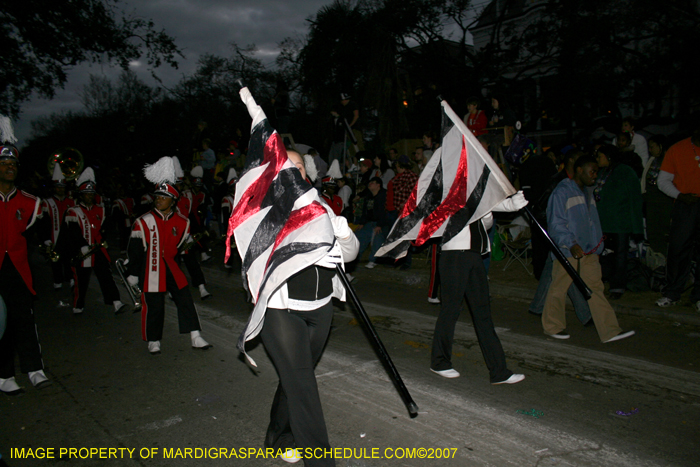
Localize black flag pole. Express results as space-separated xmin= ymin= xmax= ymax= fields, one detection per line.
xmin=336 ymin=264 xmax=419 ymax=418
xmin=523 ymin=207 xmax=592 ymax=300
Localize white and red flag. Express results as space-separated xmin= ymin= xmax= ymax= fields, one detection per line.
xmin=376 ymin=100 xmax=516 ymax=259
xmin=225 ymin=87 xmax=334 ymax=365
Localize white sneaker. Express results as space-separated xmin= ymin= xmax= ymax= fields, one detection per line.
xmin=191 ymin=331 xmax=212 ymax=350
xmin=428 ymin=297 xmax=440 ymax=304
xmin=201 ymin=252 xmax=212 ymax=262
xmin=345 ymin=273 xmax=355 ymax=283
xmin=279 ymin=449 xmax=302 ymax=464
xmin=430 ymin=368 xmax=460 ymax=378
xmin=224 ymin=264 xmax=233 ymax=269
xmin=53 ymin=283 xmax=63 ymax=289
xmin=492 ymin=373 xmax=525 ymax=385
xmin=603 ymin=330 xmax=635 ymax=343
xmin=69 ymin=279 xmax=75 ymax=288
xmin=198 ymin=284 xmax=212 ymax=300
xmin=73 ymin=308 xmax=83 ymax=314
xmin=0 ymin=376 xmax=22 ymax=395
xmin=113 ymin=300 xmax=127 ymax=314
xmin=28 ymin=370 xmax=50 ymax=388
xmin=656 ymin=297 xmax=678 ymax=307
xmin=364 ymin=262 xmax=377 ymax=269
xmin=148 ymin=341 xmax=161 ymax=355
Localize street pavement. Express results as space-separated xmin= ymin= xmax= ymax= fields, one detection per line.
xmin=1 ymin=239 xmax=699 ymax=466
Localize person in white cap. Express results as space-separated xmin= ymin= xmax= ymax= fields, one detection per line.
xmin=58 ymin=167 xmax=127 ymax=315
xmin=0 ymin=115 xmax=50 ymax=394
xmin=125 ymin=156 xmax=212 ymax=355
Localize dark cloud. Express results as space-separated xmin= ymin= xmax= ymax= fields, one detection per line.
xmin=14 ymin=0 xmax=330 ymax=145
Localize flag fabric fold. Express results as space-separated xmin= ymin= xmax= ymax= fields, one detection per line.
xmin=226 ymin=87 xmax=334 ymax=366
xmin=376 ymin=100 xmax=516 ymax=259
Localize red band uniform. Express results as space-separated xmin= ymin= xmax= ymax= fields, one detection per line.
xmin=127 ymin=196 xmax=204 ymax=343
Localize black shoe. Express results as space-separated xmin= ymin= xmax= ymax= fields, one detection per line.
xmin=528 ymin=310 xmax=542 ymax=316
xmin=583 ymin=318 xmax=595 ymax=327
xmin=608 ymin=291 xmax=623 ymax=300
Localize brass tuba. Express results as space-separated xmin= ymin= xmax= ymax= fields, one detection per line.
xmin=47 ymin=148 xmax=84 ymax=181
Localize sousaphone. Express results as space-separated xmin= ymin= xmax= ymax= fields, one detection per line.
xmin=47 ymin=147 xmax=84 ymax=181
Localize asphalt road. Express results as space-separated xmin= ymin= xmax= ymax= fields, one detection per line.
xmin=1 ymin=243 xmax=699 ymax=466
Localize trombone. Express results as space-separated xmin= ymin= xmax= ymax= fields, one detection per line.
xmin=115 ymin=259 xmax=142 ymax=312
xmin=39 ymin=242 xmax=60 ymax=262
xmin=72 ymin=241 xmax=108 ymax=265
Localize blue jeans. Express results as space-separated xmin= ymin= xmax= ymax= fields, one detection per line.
xmin=355 ymin=222 xmax=385 ymax=263
xmin=529 ymin=255 xmax=592 ymax=324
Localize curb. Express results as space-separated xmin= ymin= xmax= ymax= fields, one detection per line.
xmin=350 ymin=262 xmax=700 ymax=327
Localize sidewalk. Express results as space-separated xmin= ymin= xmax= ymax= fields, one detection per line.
xmin=349 ymin=252 xmax=700 ymax=327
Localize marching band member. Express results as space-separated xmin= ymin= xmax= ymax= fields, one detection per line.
xmin=111 ymin=190 xmax=135 ymax=254
xmin=58 ymin=168 xmax=126 ymax=314
xmin=40 ymin=163 xmax=75 ymax=289
xmin=188 ymin=166 xmax=212 ymax=262
xmin=0 ymin=117 xmax=49 ymax=394
xmin=175 ymin=162 xmax=212 ymax=300
xmin=125 ymin=157 xmax=212 ymax=355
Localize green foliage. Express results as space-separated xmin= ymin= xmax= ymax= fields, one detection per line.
xmin=0 ymin=0 xmax=182 ymax=117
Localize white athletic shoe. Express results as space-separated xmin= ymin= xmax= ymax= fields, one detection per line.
xmin=53 ymin=283 xmax=63 ymax=289
xmin=73 ymin=308 xmax=83 ymax=314
xmin=279 ymin=449 xmax=302 ymax=464
xmin=200 ymin=252 xmax=212 ymax=262
xmin=148 ymin=341 xmax=161 ymax=355
xmin=427 ymin=297 xmax=440 ymax=304
xmin=0 ymin=376 xmax=22 ymax=394
xmin=492 ymin=373 xmax=525 ymax=385
xmin=190 ymin=331 xmax=212 ymax=350
xmin=28 ymin=370 xmax=50 ymax=388
xmin=198 ymin=284 xmax=212 ymax=300
xmin=364 ymin=261 xmax=377 ymax=269
xmin=430 ymin=368 xmax=460 ymax=378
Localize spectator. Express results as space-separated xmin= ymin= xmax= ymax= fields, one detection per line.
xmin=594 ymin=145 xmax=644 ymax=299
xmin=387 ymin=148 xmax=399 ymax=166
xmin=543 ymin=155 xmax=635 ymax=342
xmin=615 ymin=132 xmax=644 ymax=177
xmin=642 ymin=135 xmax=672 ymax=253
xmin=489 ymin=95 xmax=517 ymax=148
xmin=385 ymin=158 xmax=419 ymax=270
xmin=355 ymin=177 xmax=389 ymax=269
xmin=422 ymin=131 xmax=439 ymax=161
xmin=463 ymin=96 xmax=487 ymax=137
xmin=613 ymin=117 xmax=649 ymax=167
xmin=199 ymin=138 xmax=216 ymax=190
xmin=412 ymin=147 xmax=428 ymax=174
xmin=655 ymin=125 xmax=700 ymax=310
xmin=528 ymin=150 xmax=592 ymax=325
xmin=372 ymin=154 xmax=395 ymax=189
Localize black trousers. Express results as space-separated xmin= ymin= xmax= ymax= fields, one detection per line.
xmin=665 ymin=201 xmax=700 ymax=302
xmin=0 ymin=257 xmax=43 ymax=378
xmin=428 ymin=243 xmax=440 ymax=299
xmin=260 ymin=303 xmax=335 ymax=467
xmin=141 ymin=268 xmax=202 ymax=342
xmin=50 ymin=257 xmax=72 ymax=285
xmin=180 ymin=251 xmax=206 ymax=287
xmin=601 ymin=232 xmax=630 ymax=292
xmin=72 ymin=250 xmax=121 ymax=309
xmin=431 ymin=250 xmax=512 ymax=383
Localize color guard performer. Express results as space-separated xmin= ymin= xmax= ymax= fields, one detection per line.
xmin=125 ymin=157 xmax=212 ymax=355
xmin=58 ymin=168 xmax=127 ymax=314
xmin=41 ymin=163 xmax=75 ymax=289
xmin=0 ymin=117 xmax=49 ymax=394
xmin=221 ymin=168 xmax=237 ymax=269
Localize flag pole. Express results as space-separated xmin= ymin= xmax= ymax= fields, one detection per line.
xmin=523 ymin=207 xmax=592 ymax=300
xmin=336 ymin=264 xmax=419 ymax=418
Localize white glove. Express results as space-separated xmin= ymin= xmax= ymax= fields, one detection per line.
xmin=493 ymin=191 xmax=528 ymax=212
xmin=80 ymin=245 xmax=90 ymax=255
xmin=331 ymin=216 xmax=352 ymax=240
xmin=44 ymin=240 xmax=52 ymax=246
xmin=127 ymin=276 xmax=139 ymax=287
